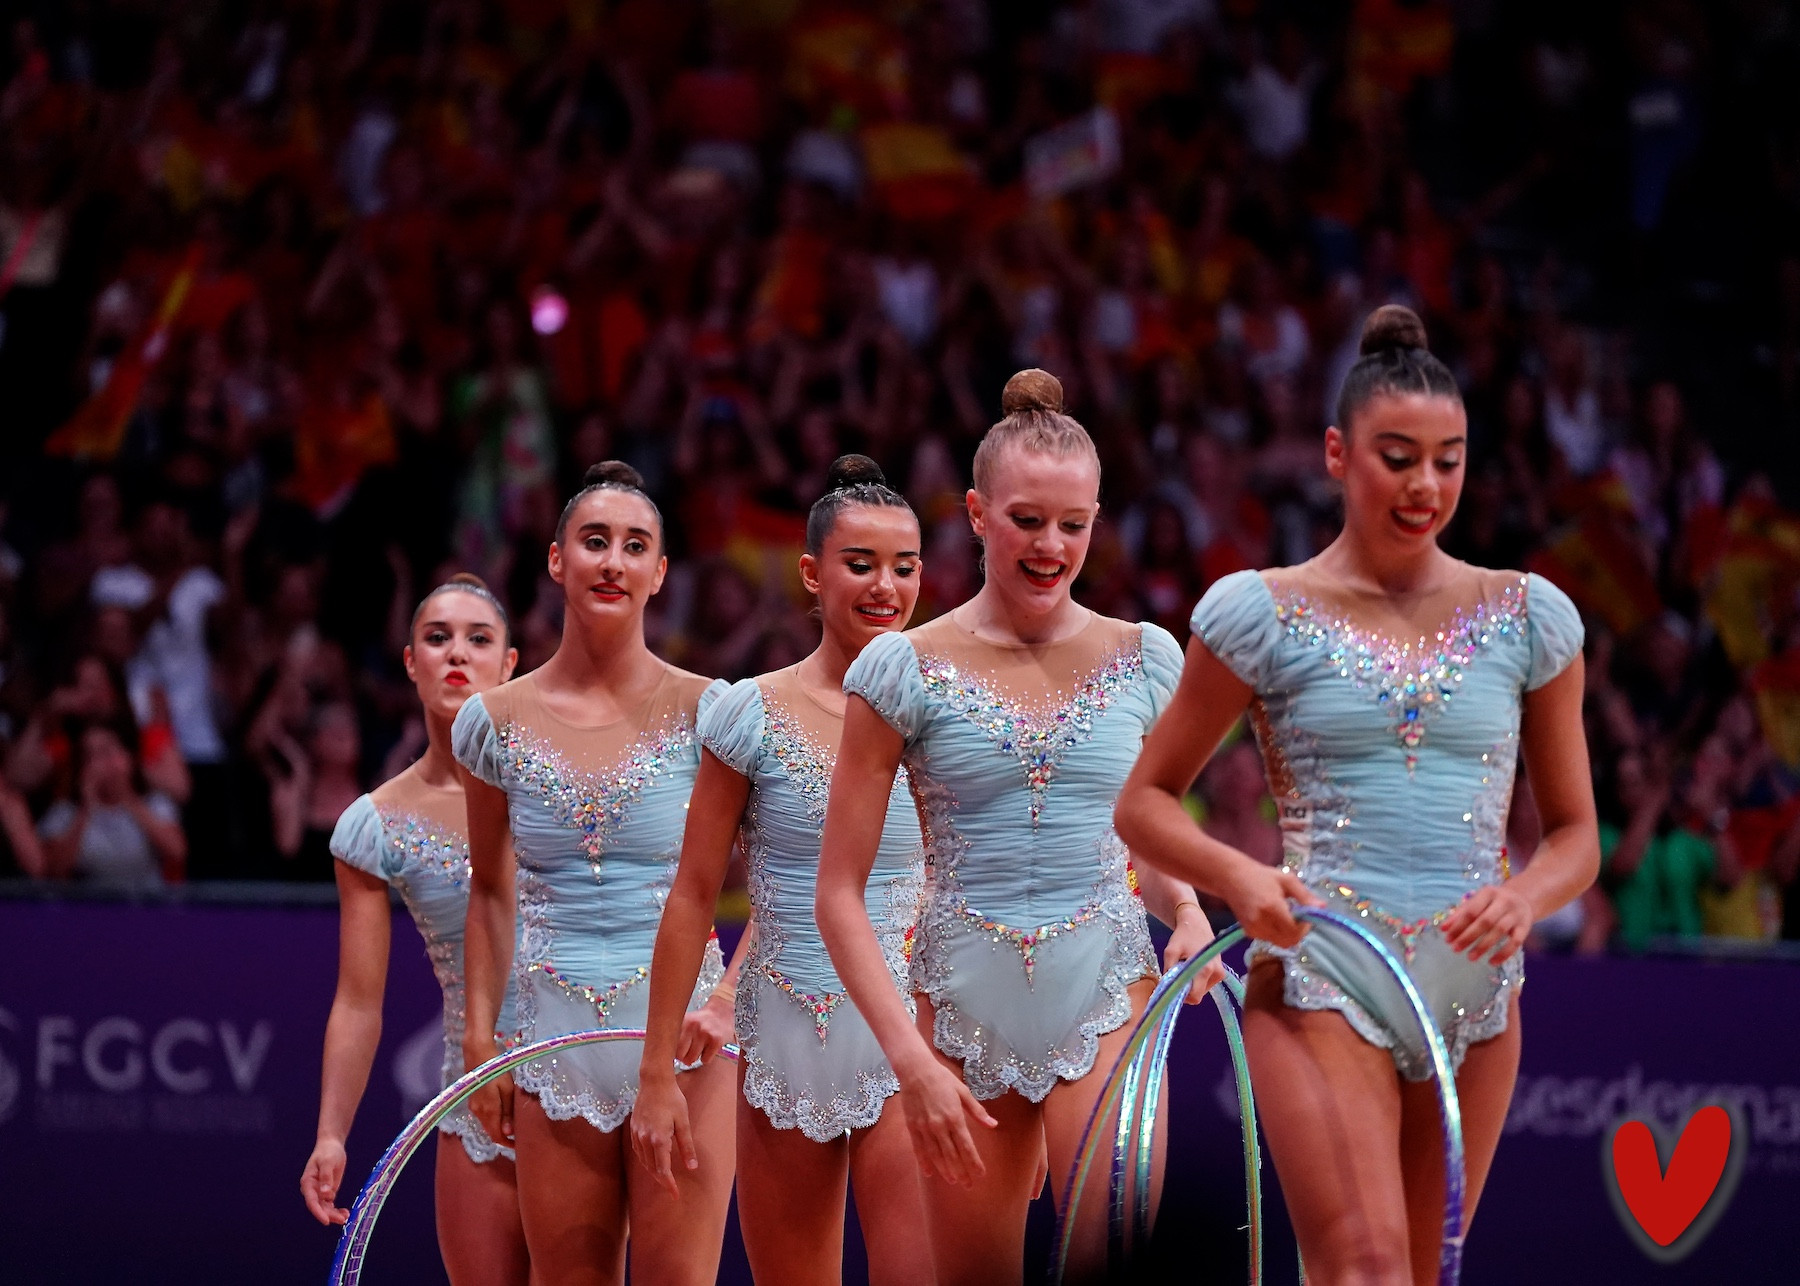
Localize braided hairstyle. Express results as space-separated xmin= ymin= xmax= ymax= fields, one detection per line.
xmin=971 ymin=369 xmax=1101 ymax=494
xmin=805 ymin=454 xmax=915 ymax=556
xmin=555 ymin=460 xmax=664 ymax=545
xmin=411 ymin=572 xmax=511 ymax=646
xmin=1334 ymin=305 xmax=1461 ymax=433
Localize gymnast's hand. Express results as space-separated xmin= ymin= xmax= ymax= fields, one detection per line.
xmin=1442 ymin=884 xmax=1534 ymax=965
xmin=896 ymin=1051 xmax=997 ymax=1187
xmin=1223 ymin=860 xmax=1324 ymax=949
xmin=630 ymin=1072 xmax=695 ymax=1197
xmin=1163 ymin=906 xmax=1226 ymax=1004
xmin=301 ymin=1137 xmax=349 ymax=1225
xmin=463 ymin=1037 xmax=514 ymax=1147
xmin=676 ymin=991 xmax=735 ymax=1067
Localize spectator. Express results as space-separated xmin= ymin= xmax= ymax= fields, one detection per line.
xmin=1234 ymin=21 xmax=1317 ymax=162
xmin=0 ymin=0 xmax=1791 ymax=931
xmin=264 ymin=700 xmax=363 ymax=883
xmin=8 ymin=651 xmax=188 ymax=806
xmin=31 ymin=721 xmax=185 ymax=890
xmin=1218 ymin=257 xmax=1310 ymax=387
xmin=1542 ymin=326 xmax=1607 ymax=478
xmin=1598 ymin=748 xmax=1730 ymax=952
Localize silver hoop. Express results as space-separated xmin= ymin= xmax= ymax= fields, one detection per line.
xmin=1052 ymin=908 xmax=1468 ymax=1285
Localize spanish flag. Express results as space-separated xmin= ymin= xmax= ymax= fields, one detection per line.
xmin=1701 ymin=493 xmax=1800 ymax=669
xmin=1751 ymin=649 xmax=1800 ymax=769
xmin=45 ymin=245 xmax=201 ymax=461
xmin=1528 ymin=513 xmax=1661 ymax=637
xmin=860 ymin=122 xmax=975 ymax=221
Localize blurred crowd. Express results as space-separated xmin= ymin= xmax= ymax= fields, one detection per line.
xmin=3 ymin=0 xmax=1800 ymax=956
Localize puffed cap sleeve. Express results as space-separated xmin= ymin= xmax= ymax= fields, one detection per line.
xmin=696 ymin=676 xmax=731 ymax=724
xmin=1138 ymin=622 xmax=1185 ymax=717
xmin=699 ymin=678 xmax=765 ymax=777
xmin=843 ymin=630 xmax=926 ymax=744
xmin=329 ymin=794 xmax=389 ymax=880
xmin=451 ymin=692 xmax=506 ymax=788
xmin=1189 ymin=570 xmax=1279 ymax=690
xmin=1525 ymin=573 xmax=1585 ymax=690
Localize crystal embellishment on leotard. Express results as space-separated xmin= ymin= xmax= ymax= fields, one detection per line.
xmin=1460 ymin=736 xmax=1518 ymax=887
xmin=510 ymin=867 xmax=553 ymax=1049
xmin=387 ymin=864 xmax=493 ymax=1144
xmin=876 ymin=872 xmax=924 ymax=985
xmin=906 ymin=743 xmax=1159 ymax=1099
xmin=534 ymin=962 xmax=648 ymax=1022
xmin=917 ymin=640 xmax=1142 ymax=828
xmin=1326 ymin=884 xmax=1464 ymax=963
xmin=496 ymin=714 xmax=696 ymax=883
xmin=1273 ymin=577 xmax=1526 ymax=773
xmin=380 ymin=810 xmax=472 ymax=888
xmin=764 ymin=967 xmax=849 ymax=1043
xmin=759 ymin=694 xmax=835 ymax=824
xmin=1260 ymin=880 xmax=1523 ymax=1081
xmin=955 ymin=900 xmax=1101 ymax=984
xmin=371 ymin=807 xmax=511 ymax=1161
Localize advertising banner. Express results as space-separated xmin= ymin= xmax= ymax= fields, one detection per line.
xmin=1 ymin=899 xmax=1795 ymax=1283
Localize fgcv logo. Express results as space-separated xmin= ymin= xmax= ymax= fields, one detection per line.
xmin=35 ymin=1015 xmax=272 ymax=1093
xmin=0 ymin=1007 xmax=278 ymax=1135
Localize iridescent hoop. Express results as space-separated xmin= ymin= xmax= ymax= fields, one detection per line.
xmin=1052 ymin=908 xmax=1468 ymax=1285
xmin=329 ymin=1031 xmax=739 ymax=1286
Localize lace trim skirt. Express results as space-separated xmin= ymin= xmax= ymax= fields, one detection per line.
xmin=511 ymin=938 xmax=727 ymax=1132
xmin=736 ymin=970 xmax=913 ymax=1143
xmin=1247 ymin=893 xmax=1521 ymax=1082
xmin=914 ymin=895 xmax=1159 ymax=1103
xmin=437 ymin=1034 xmax=515 ymax=1163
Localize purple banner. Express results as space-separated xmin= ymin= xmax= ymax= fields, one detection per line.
xmin=1 ymin=899 xmax=1794 ymax=1283
xmin=0 ymin=897 xmax=445 ymax=1283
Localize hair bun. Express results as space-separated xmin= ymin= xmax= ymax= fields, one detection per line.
xmin=824 ymin=453 xmax=886 ymax=491
xmin=446 ymin=572 xmax=491 ymax=591
xmin=583 ymin=460 xmax=646 ymax=490
xmin=1001 ymin=368 xmax=1065 ymax=415
xmin=1359 ymin=304 xmax=1429 ymax=357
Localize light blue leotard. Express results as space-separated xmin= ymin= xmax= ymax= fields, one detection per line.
xmin=452 ymin=666 xmax=728 ymax=1131
xmin=1190 ymin=568 xmax=1584 ymax=1078
xmin=702 ymin=670 xmax=925 ymax=1141
xmin=844 ymin=613 xmax=1182 ymax=1102
xmin=330 ymin=772 xmax=519 ymax=1163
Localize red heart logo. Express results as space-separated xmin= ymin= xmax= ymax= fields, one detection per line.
xmin=1610 ymin=1105 xmax=1733 ymax=1247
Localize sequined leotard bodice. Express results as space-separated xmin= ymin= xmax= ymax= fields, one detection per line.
xmin=702 ymin=669 xmax=925 ymax=1140
xmin=452 ymin=666 xmax=728 ymax=1130
xmin=1190 ymin=568 xmax=1584 ymax=1077
xmin=844 ymin=613 xmax=1182 ymax=1101
xmin=330 ymin=769 xmax=519 ymax=1162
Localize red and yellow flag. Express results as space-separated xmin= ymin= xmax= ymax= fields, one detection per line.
xmin=45 ymin=245 xmax=202 ymax=461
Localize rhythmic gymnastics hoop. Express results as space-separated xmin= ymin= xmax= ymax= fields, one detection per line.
xmin=1051 ymin=907 xmax=1468 ymax=1286
xmin=328 ymin=1030 xmax=738 ymax=1286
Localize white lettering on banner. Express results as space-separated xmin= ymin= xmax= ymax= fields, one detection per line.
xmin=36 ymin=1016 xmax=76 ymax=1089
xmin=2 ymin=1011 xmax=281 ymax=1135
xmin=150 ymin=1020 xmax=212 ymax=1094
xmin=82 ymin=1017 xmax=145 ymax=1092
xmin=26 ymin=1017 xmax=274 ymax=1095
xmin=219 ymin=1021 xmax=272 ymax=1092
xmin=1507 ymin=1066 xmax=1800 ymax=1147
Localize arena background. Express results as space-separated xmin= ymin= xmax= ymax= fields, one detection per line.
xmin=1 ymin=0 xmax=1798 ymax=1281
